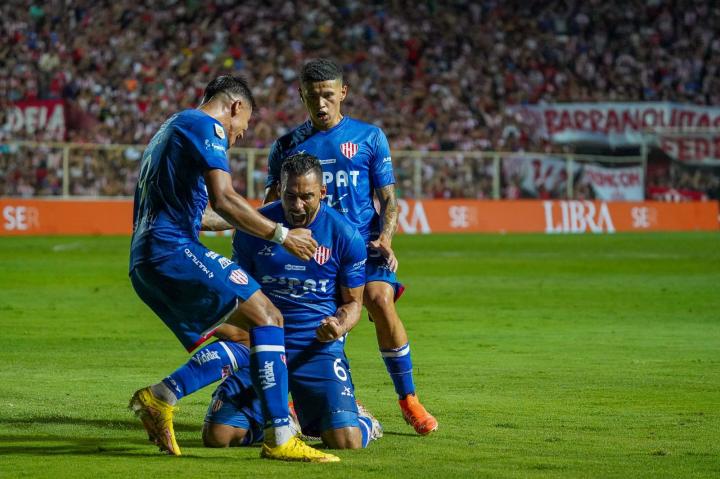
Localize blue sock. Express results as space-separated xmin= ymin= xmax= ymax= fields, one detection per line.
xmin=162 ymin=341 xmax=249 ymax=400
xmin=357 ymin=416 xmax=373 ymax=448
xmin=381 ymin=343 xmax=416 ymax=399
xmin=249 ymin=326 xmax=290 ymax=430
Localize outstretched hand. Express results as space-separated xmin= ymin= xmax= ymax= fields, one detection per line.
xmin=282 ymin=228 xmax=318 ymax=261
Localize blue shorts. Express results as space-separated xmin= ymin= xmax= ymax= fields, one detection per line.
xmin=204 ymin=375 xmax=265 ymax=445
xmin=366 ymin=244 xmax=404 ymax=297
xmin=130 ymin=241 xmax=261 ymax=352
xmin=286 ymin=340 xmax=359 ymax=438
xmin=206 ymin=339 xmax=359 ymax=439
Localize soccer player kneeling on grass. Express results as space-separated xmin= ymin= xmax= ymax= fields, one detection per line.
xmin=202 ymin=153 xmax=382 ymax=450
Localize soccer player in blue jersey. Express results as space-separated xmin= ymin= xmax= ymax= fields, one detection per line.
xmin=201 ymin=153 xmax=382 ymax=450
xmin=263 ymin=59 xmax=438 ymax=435
xmin=127 ymin=75 xmax=339 ymax=463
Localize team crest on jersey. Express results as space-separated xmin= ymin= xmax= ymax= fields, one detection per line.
xmin=314 ymin=245 xmax=332 ymax=265
xmin=214 ymin=123 xmax=225 ymax=139
xmin=229 ymin=269 xmax=248 ymax=285
xmin=340 ymin=142 xmax=359 ymax=160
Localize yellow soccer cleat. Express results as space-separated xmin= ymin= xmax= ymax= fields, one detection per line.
xmin=399 ymin=394 xmax=438 ymax=436
xmin=261 ymin=436 xmax=340 ymax=463
xmin=129 ymin=387 xmax=181 ymax=456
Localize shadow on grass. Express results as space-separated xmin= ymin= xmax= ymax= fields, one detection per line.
xmin=0 ymin=416 xmax=197 ymax=432
xmin=382 ymin=430 xmax=425 ymax=438
xmin=0 ymin=415 xmax=230 ymax=458
xmin=0 ymin=435 xmax=245 ymax=459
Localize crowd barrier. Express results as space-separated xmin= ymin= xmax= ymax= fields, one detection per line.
xmin=1 ymin=198 xmax=717 ymax=236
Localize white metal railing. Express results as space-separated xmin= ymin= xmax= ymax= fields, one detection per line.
xmin=1 ymin=141 xmax=644 ymax=200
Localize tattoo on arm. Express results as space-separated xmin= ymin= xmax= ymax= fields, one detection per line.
xmin=201 ymin=206 xmax=233 ymax=231
xmin=376 ymin=185 xmax=398 ymax=240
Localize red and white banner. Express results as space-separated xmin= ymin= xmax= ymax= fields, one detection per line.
xmin=647 ymin=186 xmax=707 ymax=202
xmin=514 ymin=102 xmax=720 ymax=164
xmin=503 ymin=155 xmax=580 ymax=197
xmin=581 ymin=164 xmax=644 ymax=201
xmin=6 ymin=99 xmax=66 ymax=140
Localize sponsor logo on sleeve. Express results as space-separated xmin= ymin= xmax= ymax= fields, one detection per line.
xmin=351 ymin=258 xmax=367 ymax=270
xmin=214 ymin=123 xmax=226 ymax=139
xmin=204 ymin=139 xmax=226 ymax=152
xmin=218 ymin=257 xmax=233 ymax=269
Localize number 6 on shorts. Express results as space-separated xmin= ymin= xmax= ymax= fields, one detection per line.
xmin=333 ymin=358 xmax=348 ymax=381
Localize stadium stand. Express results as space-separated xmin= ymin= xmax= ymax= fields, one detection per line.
xmin=1 ymin=1 xmax=719 ymax=199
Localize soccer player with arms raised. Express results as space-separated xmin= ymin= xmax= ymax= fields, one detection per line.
xmin=128 ymin=75 xmax=338 ymax=462
xmin=264 ymin=59 xmax=438 ymax=435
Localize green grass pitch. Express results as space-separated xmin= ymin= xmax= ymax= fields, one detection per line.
xmin=0 ymin=233 xmax=718 ymax=478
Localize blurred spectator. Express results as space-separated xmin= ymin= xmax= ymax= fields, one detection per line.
xmin=2 ymin=0 xmax=719 ymax=198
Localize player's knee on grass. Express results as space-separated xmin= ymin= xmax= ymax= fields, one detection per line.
xmin=321 ymin=426 xmax=363 ymax=449
xmin=202 ymin=422 xmax=249 ymax=448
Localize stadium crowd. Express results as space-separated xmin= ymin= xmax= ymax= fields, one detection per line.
xmin=2 ymin=0 xmax=719 ymax=198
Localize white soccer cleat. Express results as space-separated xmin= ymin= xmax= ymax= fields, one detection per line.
xmin=357 ymin=401 xmax=383 ymax=440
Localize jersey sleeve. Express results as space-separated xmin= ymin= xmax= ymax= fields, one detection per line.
xmin=369 ymin=128 xmax=395 ymax=188
xmin=265 ymin=140 xmax=283 ymax=189
xmin=180 ymin=116 xmax=231 ymax=172
xmin=338 ymin=227 xmax=367 ymax=289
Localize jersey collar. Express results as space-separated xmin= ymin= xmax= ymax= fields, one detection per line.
xmin=310 ymin=116 xmax=347 ymax=135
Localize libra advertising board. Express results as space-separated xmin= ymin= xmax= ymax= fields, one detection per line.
xmin=1 ymin=199 xmax=717 ymax=236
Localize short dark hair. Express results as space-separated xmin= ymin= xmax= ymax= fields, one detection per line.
xmin=202 ymin=75 xmax=256 ymax=109
xmin=280 ymin=152 xmax=323 ymax=185
xmin=300 ymin=58 xmax=343 ymax=86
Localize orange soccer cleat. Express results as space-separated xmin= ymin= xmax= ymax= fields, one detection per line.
xmin=399 ymin=394 xmax=438 ymax=436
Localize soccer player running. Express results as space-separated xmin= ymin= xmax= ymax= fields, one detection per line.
xmin=264 ymin=59 xmax=438 ymax=435
xmin=202 ymin=153 xmax=382 ymax=450
xmin=128 ymin=75 xmax=338 ymax=462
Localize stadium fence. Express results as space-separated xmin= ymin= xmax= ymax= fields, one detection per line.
xmin=3 ymin=141 xmax=644 ymax=201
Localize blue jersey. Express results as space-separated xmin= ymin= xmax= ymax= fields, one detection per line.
xmin=266 ymin=117 xmax=394 ymax=241
xmin=130 ymin=109 xmax=230 ymax=270
xmin=232 ymin=202 xmax=367 ymax=349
